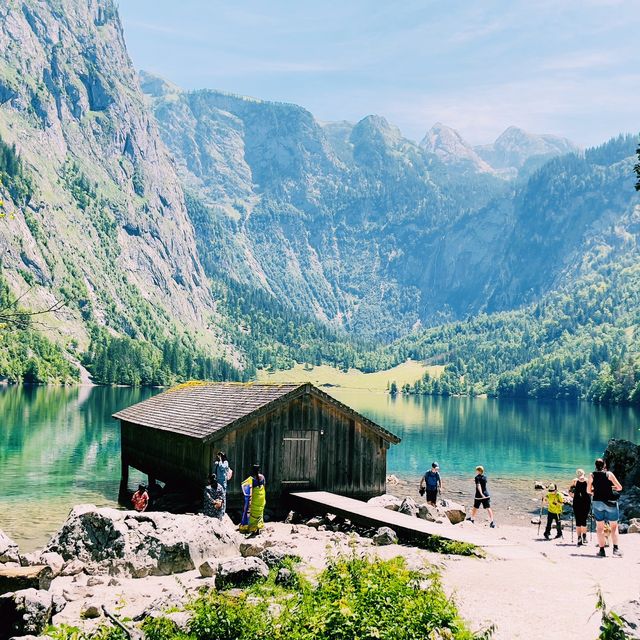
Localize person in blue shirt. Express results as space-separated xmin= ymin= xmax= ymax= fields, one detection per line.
xmin=419 ymin=462 xmax=442 ymax=506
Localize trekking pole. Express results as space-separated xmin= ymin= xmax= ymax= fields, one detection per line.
xmin=571 ymin=510 xmax=574 ymax=544
xmin=537 ymin=499 xmax=543 ymax=537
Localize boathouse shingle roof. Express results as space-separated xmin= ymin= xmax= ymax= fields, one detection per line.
xmin=113 ymin=382 xmax=400 ymax=444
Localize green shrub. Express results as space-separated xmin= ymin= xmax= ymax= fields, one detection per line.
xmin=49 ymin=556 xmax=485 ymax=640
xmin=276 ymin=554 xmax=476 ymax=640
xmin=188 ymin=591 xmax=272 ymax=640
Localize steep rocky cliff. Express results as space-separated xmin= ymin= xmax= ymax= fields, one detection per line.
xmin=0 ymin=0 xmax=226 ymax=359
xmin=145 ymin=73 xmax=633 ymax=338
xmin=145 ymin=79 xmax=514 ymax=337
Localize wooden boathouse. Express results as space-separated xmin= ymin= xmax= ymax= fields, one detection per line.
xmin=113 ymin=382 xmax=400 ymax=507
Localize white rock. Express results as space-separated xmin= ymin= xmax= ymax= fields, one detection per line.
xmin=367 ymin=495 xmax=402 ymax=511
xmin=37 ymin=553 xmax=64 ymax=578
xmin=45 ymin=506 xmax=240 ymax=578
xmin=0 ymin=531 xmax=20 ymax=564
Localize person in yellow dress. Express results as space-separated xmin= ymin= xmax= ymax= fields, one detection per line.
xmin=543 ymin=483 xmax=564 ymax=539
xmin=239 ymin=464 xmax=266 ymax=535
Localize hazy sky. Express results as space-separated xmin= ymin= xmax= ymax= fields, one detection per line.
xmin=117 ymin=0 xmax=640 ymax=147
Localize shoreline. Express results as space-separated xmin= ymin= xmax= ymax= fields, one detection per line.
xmin=3 ymin=472 xmax=558 ymax=553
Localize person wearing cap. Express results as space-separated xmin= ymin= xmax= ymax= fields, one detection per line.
xmin=543 ymin=483 xmax=564 ymax=540
xmin=131 ymin=484 xmax=149 ymax=512
xmin=419 ymin=462 xmax=442 ymax=506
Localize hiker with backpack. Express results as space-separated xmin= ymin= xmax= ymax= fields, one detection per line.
xmin=419 ymin=462 xmax=442 ymax=506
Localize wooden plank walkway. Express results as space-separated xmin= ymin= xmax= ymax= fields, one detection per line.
xmin=290 ymin=491 xmax=508 ymax=548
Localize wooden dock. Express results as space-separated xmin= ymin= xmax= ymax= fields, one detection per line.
xmin=290 ymin=491 xmax=507 ymax=548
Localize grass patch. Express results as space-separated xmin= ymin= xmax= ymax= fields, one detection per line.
xmin=257 ymin=360 xmax=443 ymax=391
xmin=415 ymin=535 xmax=484 ymax=558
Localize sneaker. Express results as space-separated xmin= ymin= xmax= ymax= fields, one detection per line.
xmin=489 ymin=521 xmax=495 ymax=528
xmin=543 ymin=532 xmax=550 ymax=540
xmin=597 ymin=547 xmax=606 ymax=557
xmin=582 ymin=534 xmax=587 ymax=543
xmin=555 ymin=533 xmax=563 ymax=539
xmin=467 ymin=519 xmax=474 ymax=524
xmin=612 ymin=547 xmax=622 ymax=557
xmin=577 ymin=539 xmax=583 ymax=546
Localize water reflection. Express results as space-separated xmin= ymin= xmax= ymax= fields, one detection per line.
xmin=0 ymin=385 xmax=158 ymax=550
xmin=0 ymin=385 xmax=638 ymax=550
xmin=328 ymin=390 xmax=640 ymax=478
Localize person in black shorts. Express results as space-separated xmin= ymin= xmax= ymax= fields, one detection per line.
xmin=470 ymin=465 xmax=495 ymax=528
xmin=569 ymin=468 xmax=591 ymax=547
xmin=419 ymin=462 xmax=442 ymax=505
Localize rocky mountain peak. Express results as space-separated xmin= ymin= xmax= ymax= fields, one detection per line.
xmin=351 ymin=115 xmax=403 ymax=148
xmin=420 ymin=123 xmax=494 ymax=174
xmin=476 ymin=126 xmax=579 ymax=173
xmin=139 ymin=70 xmax=181 ymax=98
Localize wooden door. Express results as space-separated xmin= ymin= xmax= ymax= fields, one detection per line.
xmin=281 ymin=430 xmax=318 ymax=487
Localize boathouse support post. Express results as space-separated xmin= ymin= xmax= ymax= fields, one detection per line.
xmin=118 ymin=455 xmax=129 ymax=504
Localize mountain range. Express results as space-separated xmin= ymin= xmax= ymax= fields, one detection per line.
xmin=0 ymin=0 xmax=638 ymax=394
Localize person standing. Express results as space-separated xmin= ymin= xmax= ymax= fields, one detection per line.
xmin=131 ymin=484 xmax=149 ymax=512
xmin=419 ymin=462 xmax=443 ymax=506
xmin=470 ymin=465 xmax=495 ymax=527
xmin=569 ymin=469 xmax=591 ymax=546
xmin=213 ymin=451 xmax=232 ymax=493
xmin=203 ymin=474 xmax=226 ymax=520
xmin=239 ymin=464 xmax=266 ymax=535
xmin=588 ymin=458 xmax=623 ymax=557
xmin=542 ymin=483 xmax=564 ymax=540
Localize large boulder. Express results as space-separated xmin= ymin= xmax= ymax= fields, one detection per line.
xmin=215 ymin=557 xmax=269 ymax=590
xmin=619 ymin=487 xmax=640 ymax=523
xmin=0 ymin=588 xmax=65 ymax=640
xmin=0 ymin=532 xmax=19 ymax=565
xmin=367 ymin=495 xmax=402 ymax=511
xmin=44 ymin=505 xmax=240 ymax=578
xmin=604 ymin=439 xmax=640 ymax=489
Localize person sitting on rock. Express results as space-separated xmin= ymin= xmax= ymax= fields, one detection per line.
xmin=131 ymin=484 xmax=149 ymax=512
xmin=543 ymin=483 xmax=564 ymax=540
xmin=203 ymin=474 xmax=226 ymax=520
xmin=419 ymin=462 xmax=442 ymax=506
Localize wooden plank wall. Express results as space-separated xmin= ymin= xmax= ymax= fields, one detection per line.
xmin=211 ymin=393 xmax=389 ymax=503
xmin=121 ymin=421 xmax=209 ymax=486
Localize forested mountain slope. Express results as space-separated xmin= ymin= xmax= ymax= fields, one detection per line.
xmin=0 ymin=0 xmax=638 ymax=394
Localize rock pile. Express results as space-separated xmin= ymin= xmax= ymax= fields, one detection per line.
xmin=44 ymin=505 xmax=241 ymax=577
xmin=604 ymin=438 xmax=640 ymax=524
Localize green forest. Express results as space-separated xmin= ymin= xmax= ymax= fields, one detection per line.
xmin=1 ymin=138 xmax=639 ymax=408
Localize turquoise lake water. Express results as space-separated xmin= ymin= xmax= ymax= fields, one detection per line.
xmin=1 ymin=385 xmax=638 ymax=550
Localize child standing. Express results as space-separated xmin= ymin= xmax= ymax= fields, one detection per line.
xmin=543 ymin=483 xmax=564 ymax=539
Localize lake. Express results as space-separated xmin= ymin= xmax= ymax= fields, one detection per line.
xmin=1 ymin=385 xmax=638 ymax=551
